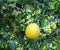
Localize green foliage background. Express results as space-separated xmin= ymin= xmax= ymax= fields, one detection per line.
xmin=0 ymin=0 xmax=60 ymax=50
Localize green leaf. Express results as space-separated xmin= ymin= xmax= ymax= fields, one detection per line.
xmin=41 ymin=19 xmax=48 ymax=27
xmin=2 ymin=32 xmax=8 ymax=38
xmin=0 ymin=30 xmax=8 ymax=38
xmin=42 ymin=45 xmax=47 ymax=50
xmin=9 ymin=41 xmax=16 ymax=50
xmin=50 ymin=1 xmax=58 ymax=10
xmin=8 ymin=0 xmax=19 ymax=2
xmin=25 ymin=4 xmax=33 ymax=13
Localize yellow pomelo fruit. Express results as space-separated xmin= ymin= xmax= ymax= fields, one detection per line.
xmin=25 ymin=23 xmax=40 ymax=39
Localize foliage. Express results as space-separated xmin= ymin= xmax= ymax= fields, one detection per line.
xmin=0 ymin=0 xmax=60 ymax=50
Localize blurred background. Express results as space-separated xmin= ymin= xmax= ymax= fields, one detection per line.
xmin=0 ymin=0 xmax=60 ymax=50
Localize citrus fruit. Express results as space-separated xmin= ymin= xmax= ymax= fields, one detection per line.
xmin=25 ymin=23 xmax=40 ymax=39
